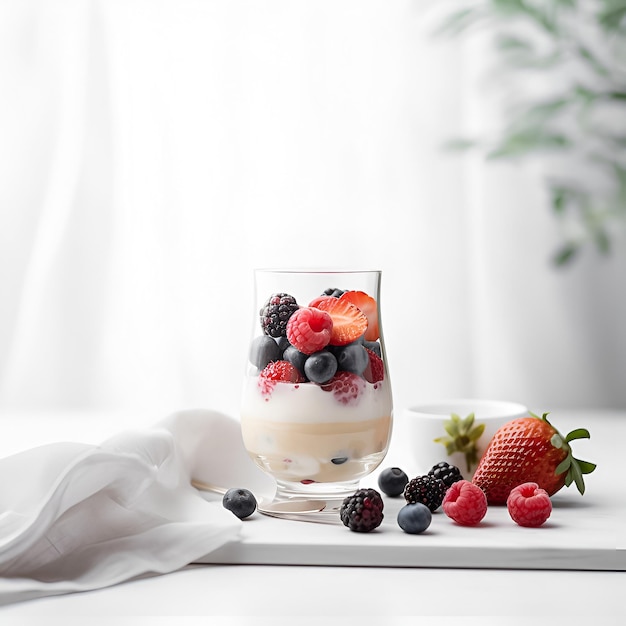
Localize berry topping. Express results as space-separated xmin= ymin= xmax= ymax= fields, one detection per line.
xmin=310 ymin=296 xmax=368 ymax=346
xmin=334 ymin=343 xmax=369 ymax=376
xmin=340 ymin=488 xmax=384 ymax=532
xmin=339 ymin=290 xmax=379 ymax=341
xmin=222 ymin=488 xmax=257 ymax=519
xmin=404 ymin=475 xmax=447 ymax=512
xmin=397 ymin=503 xmax=432 ymax=534
xmin=378 ymin=467 xmax=409 ymax=497
xmin=303 ymin=350 xmax=338 ymax=384
xmin=442 ymin=480 xmax=488 ymax=526
xmin=249 ymin=335 xmax=282 ymax=370
xmin=363 ymin=340 xmax=381 ymax=357
xmin=322 ymin=287 xmax=345 ymax=297
xmin=363 ymin=348 xmax=384 ymax=383
xmin=506 ymin=482 xmax=552 ymax=527
xmin=258 ymin=360 xmax=305 ymax=395
xmin=260 ymin=293 xmax=299 ymax=337
xmin=428 ymin=462 xmax=464 ymax=488
xmin=321 ymin=371 xmax=366 ymax=405
xmin=286 ymin=307 xmax=333 ymax=355
xmin=282 ymin=345 xmax=308 ymax=375
xmin=331 ymin=456 xmax=348 ymax=465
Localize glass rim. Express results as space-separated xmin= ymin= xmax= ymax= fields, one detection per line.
xmin=254 ymin=268 xmax=382 ymax=275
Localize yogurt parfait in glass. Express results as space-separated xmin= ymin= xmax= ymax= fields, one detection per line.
xmin=240 ymin=269 xmax=393 ymax=503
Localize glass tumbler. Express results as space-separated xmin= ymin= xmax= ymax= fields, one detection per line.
xmin=240 ymin=269 xmax=393 ymax=502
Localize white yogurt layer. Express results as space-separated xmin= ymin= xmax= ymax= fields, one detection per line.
xmin=240 ymin=375 xmax=393 ymax=424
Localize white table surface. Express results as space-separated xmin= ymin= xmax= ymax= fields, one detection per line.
xmin=1 ymin=408 xmax=625 ymax=621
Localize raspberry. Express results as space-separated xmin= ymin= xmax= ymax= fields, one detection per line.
xmin=363 ymin=348 xmax=384 ymax=384
xmin=286 ymin=307 xmax=333 ymax=355
xmin=506 ymin=482 xmax=552 ymax=527
xmin=404 ymin=475 xmax=447 ymax=512
xmin=258 ymin=360 xmax=305 ymax=396
xmin=260 ymin=293 xmax=299 ymax=337
xmin=340 ymin=488 xmax=384 ymax=532
xmin=428 ymin=462 xmax=464 ymax=488
xmin=320 ymin=371 xmax=366 ymax=405
xmin=442 ymin=480 xmax=488 ymax=526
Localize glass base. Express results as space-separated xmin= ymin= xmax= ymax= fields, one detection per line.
xmin=273 ymin=478 xmax=361 ymax=504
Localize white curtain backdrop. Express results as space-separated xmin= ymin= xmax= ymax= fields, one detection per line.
xmin=1 ymin=0 xmax=625 ymax=423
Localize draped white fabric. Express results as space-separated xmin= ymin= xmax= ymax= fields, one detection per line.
xmin=1 ymin=0 xmax=624 ymax=419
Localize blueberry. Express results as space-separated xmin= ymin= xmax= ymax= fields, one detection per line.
xmin=222 ymin=488 xmax=257 ymax=519
xmin=323 ymin=287 xmax=345 ymax=297
xmin=249 ymin=335 xmax=281 ymax=370
xmin=377 ymin=467 xmax=409 ymax=497
xmin=304 ymin=350 xmax=338 ymax=383
xmin=283 ymin=345 xmax=308 ymax=375
xmin=397 ymin=503 xmax=432 ymax=534
xmin=335 ymin=344 xmax=368 ymax=375
xmin=275 ymin=335 xmax=290 ymax=354
xmin=331 ymin=457 xmax=348 ymax=465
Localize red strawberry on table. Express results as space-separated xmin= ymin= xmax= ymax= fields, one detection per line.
xmin=310 ymin=296 xmax=368 ymax=346
xmin=339 ymin=290 xmax=379 ymax=341
xmin=472 ymin=412 xmax=596 ymax=505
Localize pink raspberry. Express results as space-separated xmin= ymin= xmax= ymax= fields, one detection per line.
xmin=321 ymin=371 xmax=366 ymax=405
xmin=286 ymin=307 xmax=333 ymax=355
xmin=506 ymin=482 xmax=552 ymax=527
xmin=258 ymin=360 xmax=305 ymax=397
xmin=442 ymin=479 xmax=488 ymax=526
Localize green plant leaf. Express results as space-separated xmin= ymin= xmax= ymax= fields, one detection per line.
xmin=593 ymin=228 xmax=611 ymax=255
xmin=577 ymin=45 xmax=610 ymax=77
xmin=552 ymin=242 xmax=579 ymax=266
xmin=487 ymin=130 xmax=572 ymax=159
xmin=598 ymin=3 xmax=626 ymax=30
xmin=442 ymin=137 xmax=478 ymax=151
xmin=436 ymin=7 xmax=484 ymax=36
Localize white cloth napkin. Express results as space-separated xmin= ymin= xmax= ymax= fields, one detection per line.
xmin=0 ymin=409 xmax=275 ymax=605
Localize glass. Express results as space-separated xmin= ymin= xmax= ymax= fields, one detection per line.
xmin=240 ymin=269 xmax=393 ymax=504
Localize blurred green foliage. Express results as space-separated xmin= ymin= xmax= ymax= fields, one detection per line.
xmin=438 ymin=0 xmax=626 ymax=265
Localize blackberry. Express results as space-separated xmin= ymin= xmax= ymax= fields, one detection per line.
xmin=260 ymin=293 xmax=299 ymax=337
xmin=403 ymin=475 xmax=447 ymax=512
xmin=340 ymin=488 xmax=384 ymax=532
xmin=428 ymin=462 xmax=464 ymax=488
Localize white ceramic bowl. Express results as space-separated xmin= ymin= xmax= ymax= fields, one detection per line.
xmin=404 ymin=399 xmax=528 ymax=479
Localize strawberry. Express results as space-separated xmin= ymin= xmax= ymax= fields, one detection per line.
xmin=310 ymin=296 xmax=368 ymax=346
xmin=472 ymin=412 xmax=596 ymax=505
xmin=339 ymin=290 xmax=379 ymax=341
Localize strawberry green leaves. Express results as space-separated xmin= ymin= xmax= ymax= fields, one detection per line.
xmin=535 ymin=411 xmax=596 ymax=495
xmin=434 ymin=413 xmax=486 ymax=473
